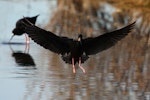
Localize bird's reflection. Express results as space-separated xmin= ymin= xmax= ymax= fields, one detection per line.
xmin=12 ymin=51 xmax=36 ymax=67
xmin=9 ymin=44 xmax=36 ymax=67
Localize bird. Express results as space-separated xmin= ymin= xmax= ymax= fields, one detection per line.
xmin=12 ymin=51 xmax=36 ymax=66
xmin=9 ymin=14 xmax=39 ymax=43
xmin=22 ymin=19 xmax=135 ymax=73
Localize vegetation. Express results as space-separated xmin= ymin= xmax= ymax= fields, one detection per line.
xmin=45 ymin=0 xmax=150 ymax=98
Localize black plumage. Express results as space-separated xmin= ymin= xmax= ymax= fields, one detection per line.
xmin=22 ymin=20 xmax=135 ymax=73
xmin=10 ymin=15 xmax=39 ymax=42
xmin=12 ymin=51 xmax=36 ymax=66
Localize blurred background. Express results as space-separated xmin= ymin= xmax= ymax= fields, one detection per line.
xmin=0 ymin=0 xmax=150 ymax=100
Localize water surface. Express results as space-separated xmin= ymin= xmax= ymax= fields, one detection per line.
xmin=0 ymin=0 xmax=150 ymax=100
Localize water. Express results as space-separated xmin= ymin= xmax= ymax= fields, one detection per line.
xmin=0 ymin=0 xmax=56 ymax=41
xmin=0 ymin=0 xmax=150 ymax=100
xmin=0 ymin=0 xmax=57 ymax=100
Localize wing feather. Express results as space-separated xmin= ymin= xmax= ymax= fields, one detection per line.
xmin=22 ymin=21 xmax=73 ymax=54
xmin=83 ymin=22 xmax=135 ymax=55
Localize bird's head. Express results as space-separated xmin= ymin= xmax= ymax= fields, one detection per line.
xmin=78 ymin=34 xmax=83 ymax=42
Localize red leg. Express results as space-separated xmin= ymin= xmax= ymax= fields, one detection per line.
xmin=78 ymin=57 xmax=86 ymax=73
xmin=25 ymin=34 xmax=30 ymax=44
xmin=72 ymin=58 xmax=76 ymax=73
xmin=25 ymin=34 xmax=30 ymax=53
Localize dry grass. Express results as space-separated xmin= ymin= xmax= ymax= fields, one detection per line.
xmin=45 ymin=0 xmax=150 ymax=97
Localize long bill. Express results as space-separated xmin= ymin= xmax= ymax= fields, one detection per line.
xmin=9 ymin=35 xmax=15 ymax=43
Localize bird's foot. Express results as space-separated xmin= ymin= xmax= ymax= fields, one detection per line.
xmin=72 ymin=65 xmax=76 ymax=73
xmin=78 ymin=57 xmax=86 ymax=73
xmin=72 ymin=57 xmax=86 ymax=73
xmin=72 ymin=58 xmax=76 ymax=73
xmin=79 ymin=64 xmax=86 ymax=73
xmin=72 ymin=65 xmax=86 ymax=73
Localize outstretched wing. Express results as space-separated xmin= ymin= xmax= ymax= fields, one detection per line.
xmin=83 ymin=22 xmax=135 ymax=55
xmin=22 ymin=20 xmax=73 ymax=55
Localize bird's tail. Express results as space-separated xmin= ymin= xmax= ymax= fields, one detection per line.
xmin=22 ymin=16 xmax=34 ymax=26
xmin=34 ymin=14 xmax=39 ymax=18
